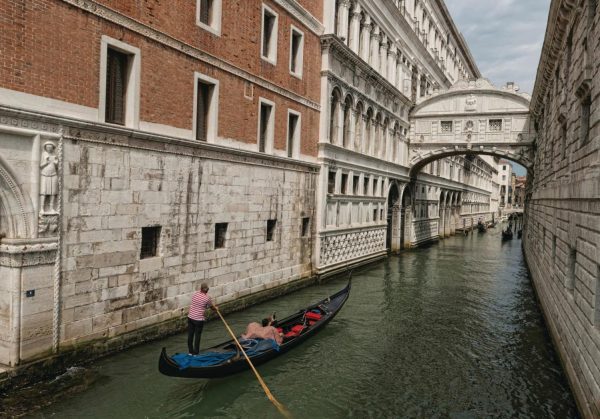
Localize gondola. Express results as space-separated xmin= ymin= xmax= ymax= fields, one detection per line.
xmin=158 ymin=280 xmax=351 ymax=379
xmin=477 ymin=222 xmax=486 ymax=233
xmin=502 ymin=229 xmax=513 ymax=240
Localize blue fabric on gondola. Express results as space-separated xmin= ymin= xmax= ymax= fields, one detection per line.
xmin=171 ymin=338 xmax=280 ymax=369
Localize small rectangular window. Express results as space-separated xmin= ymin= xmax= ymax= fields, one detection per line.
xmin=266 ymin=219 xmax=277 ymax=241
xmin=373 ymin=209 xmax=378 ymax=222
xmin=489 ymin=119 xmax=503 ymax=132
xmin=215 ymin=223 xmax=228 ymax=249
xmin=440 ymin=121 xmax=453 ymax=133
xmin=373 ymin=179 xmax=379 ymax=196
xmin=261 ymin=5 xmax=278 ymax=63
xmin=340 ymin=173 xmax=348 ymax=194
xmin=198 ymin=0 xmax=212 ymax=25
xmin=301 ymin=217 xmax=310 ymax=237
xmin=287 ymin=112 xmax=300 ymax=158
xmin=328 ymin=171 xmax=336 ymax=194
xmin=259 ymin=101 xmax=273 ymax=153
xmin=106 ymin=48 xmax=130 ymax=125
xmin=581 ymin=94 xmax=591 ymax=144
xmin=140 ymin=226 xmax=161 ymax=259
xmin=290 ymin=27 xmax=304 ymax=77
xmin=196 ymin=0 xmax=221 ymax=34
xmin=353 ymin=175 xmax=360 ymax=195
xmin=364 ymin=177 xmax=369 ymax=195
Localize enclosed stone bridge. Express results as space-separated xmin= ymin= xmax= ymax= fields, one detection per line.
xmin=408 ymin=79 xmax=536 ymax=177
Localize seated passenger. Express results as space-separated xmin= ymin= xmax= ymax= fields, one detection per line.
xmin=241 ymin=315 xmax=283 ymax=345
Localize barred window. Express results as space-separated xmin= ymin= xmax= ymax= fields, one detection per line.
xmin=440 ymin=121 xmax=453 ymax=133
xmin=489 ymin=119 xmax=503 ymax=132
xmin=140 ymin=226 xmax=161 ymax=259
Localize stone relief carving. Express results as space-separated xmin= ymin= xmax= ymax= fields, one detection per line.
xmin=40 ymin=141 xmax=59 ymax=215
xmin=465 ymin=94 xmax=477 ymax=111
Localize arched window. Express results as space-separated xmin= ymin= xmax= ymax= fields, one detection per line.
xmin=365 ymin=108 xmax=373 ymax=154
xmin=330 ymin=88 xmax=342 ymax=144
xmin=354 ymin=102 xmax=364 ymax=152
xmin=382 ymin=117 xmax=389 ymax=159
xmin=343 ymin=95 xmax=353 ymax=148
xmin=374 ymin=113 xmax=382 ymax=156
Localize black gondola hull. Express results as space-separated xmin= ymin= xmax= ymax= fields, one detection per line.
xmin=159 ymin=281 xmax=350 ymax=379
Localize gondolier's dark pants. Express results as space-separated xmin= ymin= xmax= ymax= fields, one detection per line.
xmin=188 ymin=318 xmax=205 ymax=355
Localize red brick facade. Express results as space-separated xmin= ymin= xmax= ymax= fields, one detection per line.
xmin=0 ymin=0 xmax=321 ymax=156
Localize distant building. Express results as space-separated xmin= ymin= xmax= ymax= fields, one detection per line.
xmin=513 ymin=176 xmax=526 ymax=208
xmin=498 ymin=160 xmax=513 ymax=209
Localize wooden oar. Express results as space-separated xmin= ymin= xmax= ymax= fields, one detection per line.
xmin=213 ymin=307 xmax=292 ymax=419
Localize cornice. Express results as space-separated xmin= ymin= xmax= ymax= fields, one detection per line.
xmin=531 ymin=0 xmax=579 ymax=115
xmin=0 ymin=106 xmax=321 ymax=173
xmin=60 ymin=0 xmax=320 ymax=111
xmin=273 ymin=0 xmax=324 ymax=35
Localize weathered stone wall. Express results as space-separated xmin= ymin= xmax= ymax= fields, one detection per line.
xmin=58 ymin=126 xmax=317 ymax=350
xmin=525 ymin=1 xmax=599 ymax=417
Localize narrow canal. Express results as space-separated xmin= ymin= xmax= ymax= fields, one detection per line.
xmin=23 ymin=225 xmax=578 ymax=418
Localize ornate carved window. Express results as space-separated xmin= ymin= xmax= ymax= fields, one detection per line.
xmin=489 ymin=119 xmax=502 ymax=132
xmin=440 ymin=121 xmax=453 ymax=133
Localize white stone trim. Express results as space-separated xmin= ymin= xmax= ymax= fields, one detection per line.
xmin=286 ymin=108 xmax=302 ymax=159
xmin=257 ymin=97 xmax=276 ymax=154
xmin=274 ymin=0 xmax=324 ymax=35
xmin=289 ymin=25 xmax=305 ymax=79
xmin=195 ymin=0 xmax=222 ymax=36
xmin=0 ymin=87 xmax=98 ymax=123
xmin=192 ymin=71 xmax=220 ymax=143
xmin=98 ymin=35 xmax=141 ymax=129
xmin=261 ymin=3 xmax=279 ymax=65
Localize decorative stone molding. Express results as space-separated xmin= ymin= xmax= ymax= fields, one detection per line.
xmin=320 ymin=227 xmax=386 ymax=266
xmin=0 ymin=239 xmax=58 ymax=267
xmin=60 ymin=0 xmax=320 ymax=111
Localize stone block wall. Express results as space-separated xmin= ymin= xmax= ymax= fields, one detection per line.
xmin=57 ymin=127 xmax=317 ymax=349
xmin=525 ymin=1 xmax=599 ymax=417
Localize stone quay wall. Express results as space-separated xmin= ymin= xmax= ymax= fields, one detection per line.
xmin=524 ymin=1 xmax=599 ymax=417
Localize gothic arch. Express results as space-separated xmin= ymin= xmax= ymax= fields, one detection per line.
xmin=0 ymin=156 xmax=33 ymax=239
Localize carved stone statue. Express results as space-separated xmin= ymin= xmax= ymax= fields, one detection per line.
xmin=40 ymin=141 xmax=58 ymax=214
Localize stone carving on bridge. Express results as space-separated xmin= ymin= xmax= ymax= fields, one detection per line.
xmin=465 ymin=94 xmax=477 ymax=112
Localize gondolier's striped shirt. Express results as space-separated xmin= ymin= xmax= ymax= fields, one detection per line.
xmin=188 ymin=291 xmax=212 ymax=321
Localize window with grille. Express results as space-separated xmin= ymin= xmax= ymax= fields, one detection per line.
xmin=215 ymin=223 xmax=228 ymax=249
xmin=266 ymin=219 xmax=277 ymax=241
xmin=196 ymin=80 xmax=214 ymax=141
xmin=105 ymin=48 xmax=130 ymax=125
xmin=440 ymin=121 xmax=453 ymax=133
xmin=198 ymin=0 xmax=212 ymax=25
xmin=301 ymin=217 xmax=310 ymax=237
xmin=489 ymin=119 xmax=503 ymax=132
xmin=261 ymin=5 xmax=278 ymax=63
xmin=290 ymin=27 xmax=304 ymax=76
xmin=140 ymin=226 xmax=161 ymax=259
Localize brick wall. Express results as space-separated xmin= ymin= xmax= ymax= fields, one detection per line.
xmin=0 ymin=0 xmax=320 ymax=155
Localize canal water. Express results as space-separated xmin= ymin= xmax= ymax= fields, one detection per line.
xmin=23 ymin=226 xmax=578 ymax=418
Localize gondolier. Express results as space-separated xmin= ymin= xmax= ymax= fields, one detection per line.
xmin=188 ymin=283 xmax=217 ymax=355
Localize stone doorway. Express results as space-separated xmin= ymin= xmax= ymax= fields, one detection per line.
xmin=386 ymin=183 xmax=400 ymax=252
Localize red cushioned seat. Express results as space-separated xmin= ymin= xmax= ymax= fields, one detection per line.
xmin=305 ymin=311 xmax=321 ymax=321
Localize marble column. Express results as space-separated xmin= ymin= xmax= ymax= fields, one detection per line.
xmin=388 ymin=45 xmax=397 ymax=85
xmin=379 ymin=34 xmax=388 ymax=77
xmin=349 ymin=3 xmax=362 ymax=53
xmin=336 ymin=0 xmax=351 ymax=43
xmin=370 ymin=25 xmax=380 ymax=70
xmin=360 ymin=15 xmax=371 ymax=62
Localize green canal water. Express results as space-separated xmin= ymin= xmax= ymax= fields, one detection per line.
xmin=24 ymin=226 xmax=578 ymax=418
